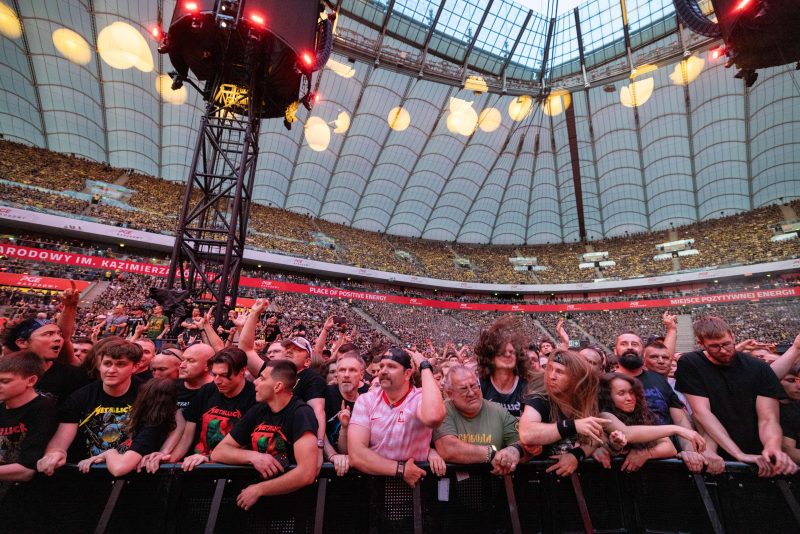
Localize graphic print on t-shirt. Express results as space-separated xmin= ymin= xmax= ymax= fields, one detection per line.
xmin=195 ymin=407 xmax=243 ymax=455
xmin=0 ymin=422 xmax=28 ymax=464
xmin=250 ymin=423 xmax=290 ymax=468
xmin=79 ymin=404 xmax=132 ymax=456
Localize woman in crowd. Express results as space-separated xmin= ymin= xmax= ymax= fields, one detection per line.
xmin=597 ymin=373 xmax=706 ymax=472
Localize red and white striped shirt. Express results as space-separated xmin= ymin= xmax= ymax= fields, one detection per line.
xmin=350 ymin=386 xmax=431 ymax=462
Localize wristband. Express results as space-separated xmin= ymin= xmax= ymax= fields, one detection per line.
xmin=567 ymin=447 xmax=586 ymax=462
xmin=557 ymin=419 xmax=577 ymax=439
xmin=396 ymin=460 xmax=405 ymax=478
xmin=419 ymin=360 xmax=433 ymax=372
xmin=511 ymin=443 xmax=524 ymax=457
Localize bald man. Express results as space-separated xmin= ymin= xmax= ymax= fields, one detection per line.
xmin=177 ymin=343 xmax=215 ymax=410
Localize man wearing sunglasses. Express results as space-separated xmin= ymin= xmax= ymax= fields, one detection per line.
xmin=676 ymin=316 xmax=797 ymax=477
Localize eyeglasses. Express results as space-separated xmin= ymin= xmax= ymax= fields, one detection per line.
xmin=702 ymin=341 xmax=735 ymax=354
xmin=453 ymin=383 xmax=481 ymax=396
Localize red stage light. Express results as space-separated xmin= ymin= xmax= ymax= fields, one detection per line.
xmin=313 ymin=94 xmax=321 ymax=103
xmin=251 ymin=13 xmax=266 ymax=26
xmin=151 ymin=26 xmax=161 ymax=39
xmin=185 ymin=2 xmax=198 ymax=12
xmin=734 ymin=0 xmax=753 ymax=11
xmin=302 ymin=52 xmax=314 ymax=67
xmin=710 ymin=46 xmax=725 ymax=60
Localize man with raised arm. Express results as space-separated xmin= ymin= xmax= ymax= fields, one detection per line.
xmin=239 ymin=299 xmax=327 ymax=450
xmin=212 ymin=360 xmax=320 ymax=510
xmin=675 ymin=316 xmax=797 ymax=477
xmin=347 ymin=346 xmax=446 ymax=487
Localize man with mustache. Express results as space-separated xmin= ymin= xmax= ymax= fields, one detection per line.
xmin=321 ymin=351 xmax=369 ymax=476
xmin=348 ymin=346 xmax=446 ymax=488
xmin=614 ymin=316 xmax=705 ymax=473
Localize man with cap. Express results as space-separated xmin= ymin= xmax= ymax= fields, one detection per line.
xmin=348 ymin=346 xmax=446 ymax=487
xmin=240 ymin=299 xmax=327 ymax=450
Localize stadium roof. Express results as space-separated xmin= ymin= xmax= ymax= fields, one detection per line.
xmin=1 ymin=0 xmax=799 ymax=244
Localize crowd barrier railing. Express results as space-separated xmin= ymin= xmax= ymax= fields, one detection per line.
xmin=0 ymin=459 xmax=798 ymax=534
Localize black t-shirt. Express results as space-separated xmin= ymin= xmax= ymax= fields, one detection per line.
xmin=262 ymin=324 xmax=281 ymax=343
xmin=183 ymin=381 xmax=256 ymax=456
xmin=0 ymin=395 xmax=59 ymax=469
xmin=635 ymin=370 xmax=683 ymax=425
xmin=229 ymin=397 xmax=318 ymax=467
xmin=294 ymin=369 xmax=326 ymax=404
xmin=59 ymin=380 xmax=140 ymax=461
xmin=522 ymin=395 xmax=576 ymax=455
xmin=675 ymin=351 xmax=786 ymax=457
xmin=481 ymin=376 xmax=528 ymax=417
xmin=36 ymin=361 xmax=91 ymax=404
xmin=780 ymin=401 xmax=800 ymax=443
xmin=323 ymin=384 xmax=369 ymax=447
xmin=123 ymin=423 xmax=172 ymax=456
xmin=176 ymin=380 xmax=203 ymax=411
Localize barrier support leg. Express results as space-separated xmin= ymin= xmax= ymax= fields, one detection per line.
xmin=412 ymin=483 xmax=423 ymax=534
xmin=692 ymin=473 xmax=724 ymax=534
xmin=503 ymin=475 xmax=523 ymax=534
xmin=313 ymin=477 xmax=328 ymax=534
xmin=94 ymin=478 xmax=125 ymax=534
xmin=776 ymin=479 xmax=800 ymax=528
xmin=203 ymin=478 xmax=228 ymax=534
xmin=570 ymin=473 xmax=594 ymax=534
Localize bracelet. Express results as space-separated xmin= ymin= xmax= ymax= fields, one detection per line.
xmin=511 ymin=443 xmax=525 ymax=457
xmin=396 ymin=460 xmax=405 ymax=478
xmin=567 ymin=447 xmax=586 ymax=462
xmin=557 ymin=419 xmax=577 ymax=439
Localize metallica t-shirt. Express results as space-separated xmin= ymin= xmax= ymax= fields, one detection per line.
xmin=183 ymin=381 xmax=256 ymax=456
xmin=229 ymin=397 xmax=318 ymax=468
xmin=59 ymin=380 xmax=139 ymax=462
xmin=0 ymin=395 xmax=59 ymax=469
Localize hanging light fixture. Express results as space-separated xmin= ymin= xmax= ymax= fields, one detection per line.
xmin=477 ymin=107 xmax=502 ymax=132
xmin=508 ymin=95 xmax=533 ymax=121
xmin=669 ymin=55 xmax=704 ymax=85
xmin=446 ymin=97 xmax=478 ymax=136
xmin=387 ymin=106 xmax=410 ymax=131
xmin=304 ymin=116 xmax=331 ymax=151
xmin=52 ymin=28 xmax=92 ymax=65
xmin=541 ymin=90 xmax=571 ymax=117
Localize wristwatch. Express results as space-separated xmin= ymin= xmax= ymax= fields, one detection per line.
xmin=396 ymin=460 xmax=405 ymax=478
xmin=487 ymin=444 xmax=497 ymax=463
xmin=317 ymin=439 xmax=324 ymax=449
xmin=419 ymin=360 xmax=433 ymax=372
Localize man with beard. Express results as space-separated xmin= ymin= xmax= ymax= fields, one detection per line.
xmin=322 ymin=352 xmax=369 ymax=476
xmin=349 ymin=347 xmax=446 ymax=487
xmin=614 ymin=323 xmax=705 ymax=473
xmin=676 ymin=316 xmax=796 ymax=477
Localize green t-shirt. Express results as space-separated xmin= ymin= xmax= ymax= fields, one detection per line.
xmin=146 ymin=314 xmax=168 ymax=338
xmin=433 ymin=399 xmax=519 ymax=450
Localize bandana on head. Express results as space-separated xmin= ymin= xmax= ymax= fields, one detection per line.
xmin=15 ymin=318 xmax=55 ymax=342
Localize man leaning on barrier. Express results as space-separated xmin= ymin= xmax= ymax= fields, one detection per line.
xmin=211 ymin=360 xmax=320 ymax=510
xmin=676 ymin=316 xmax=798 ymax=477
xmin=433 ymin=365 xmax=530 ymax=475
xmin=348 ymin=346 xmax=447 ymax=487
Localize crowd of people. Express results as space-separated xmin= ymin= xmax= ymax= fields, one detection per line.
xmin=1 ymin=281 xmax=798 ymax=519
xmin=2 ymin=141 xmax=798 ymax=285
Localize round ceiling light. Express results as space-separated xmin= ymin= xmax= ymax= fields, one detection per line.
xmin=332 ymin=110 xmax=350 ymax=134
xmin=0 ymin=2 xmax=22 ymax=39
xmin=305 ymin=116 xmax=331 ymax=151
xmin=477 ymin=107 xmax=501 ymax=132
xmin=97 ymin=22 xmax=154 ymax=72
xmin=446 ymin=97 xmax=478 ymax=136
xmin=508 ymin=95 xmax=533 ymax=121
xmin=52 ymin=28 xmax=92 ymax=65
xmin=541 ymin=91 xmax=571 ymax=117
xmin=387 ymin=106 xmax=410 ymax=131
xmin=155 ymin=74 xmax=188 ymax=104
xmin=669 ymin=55 xmax=704 ymax=85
